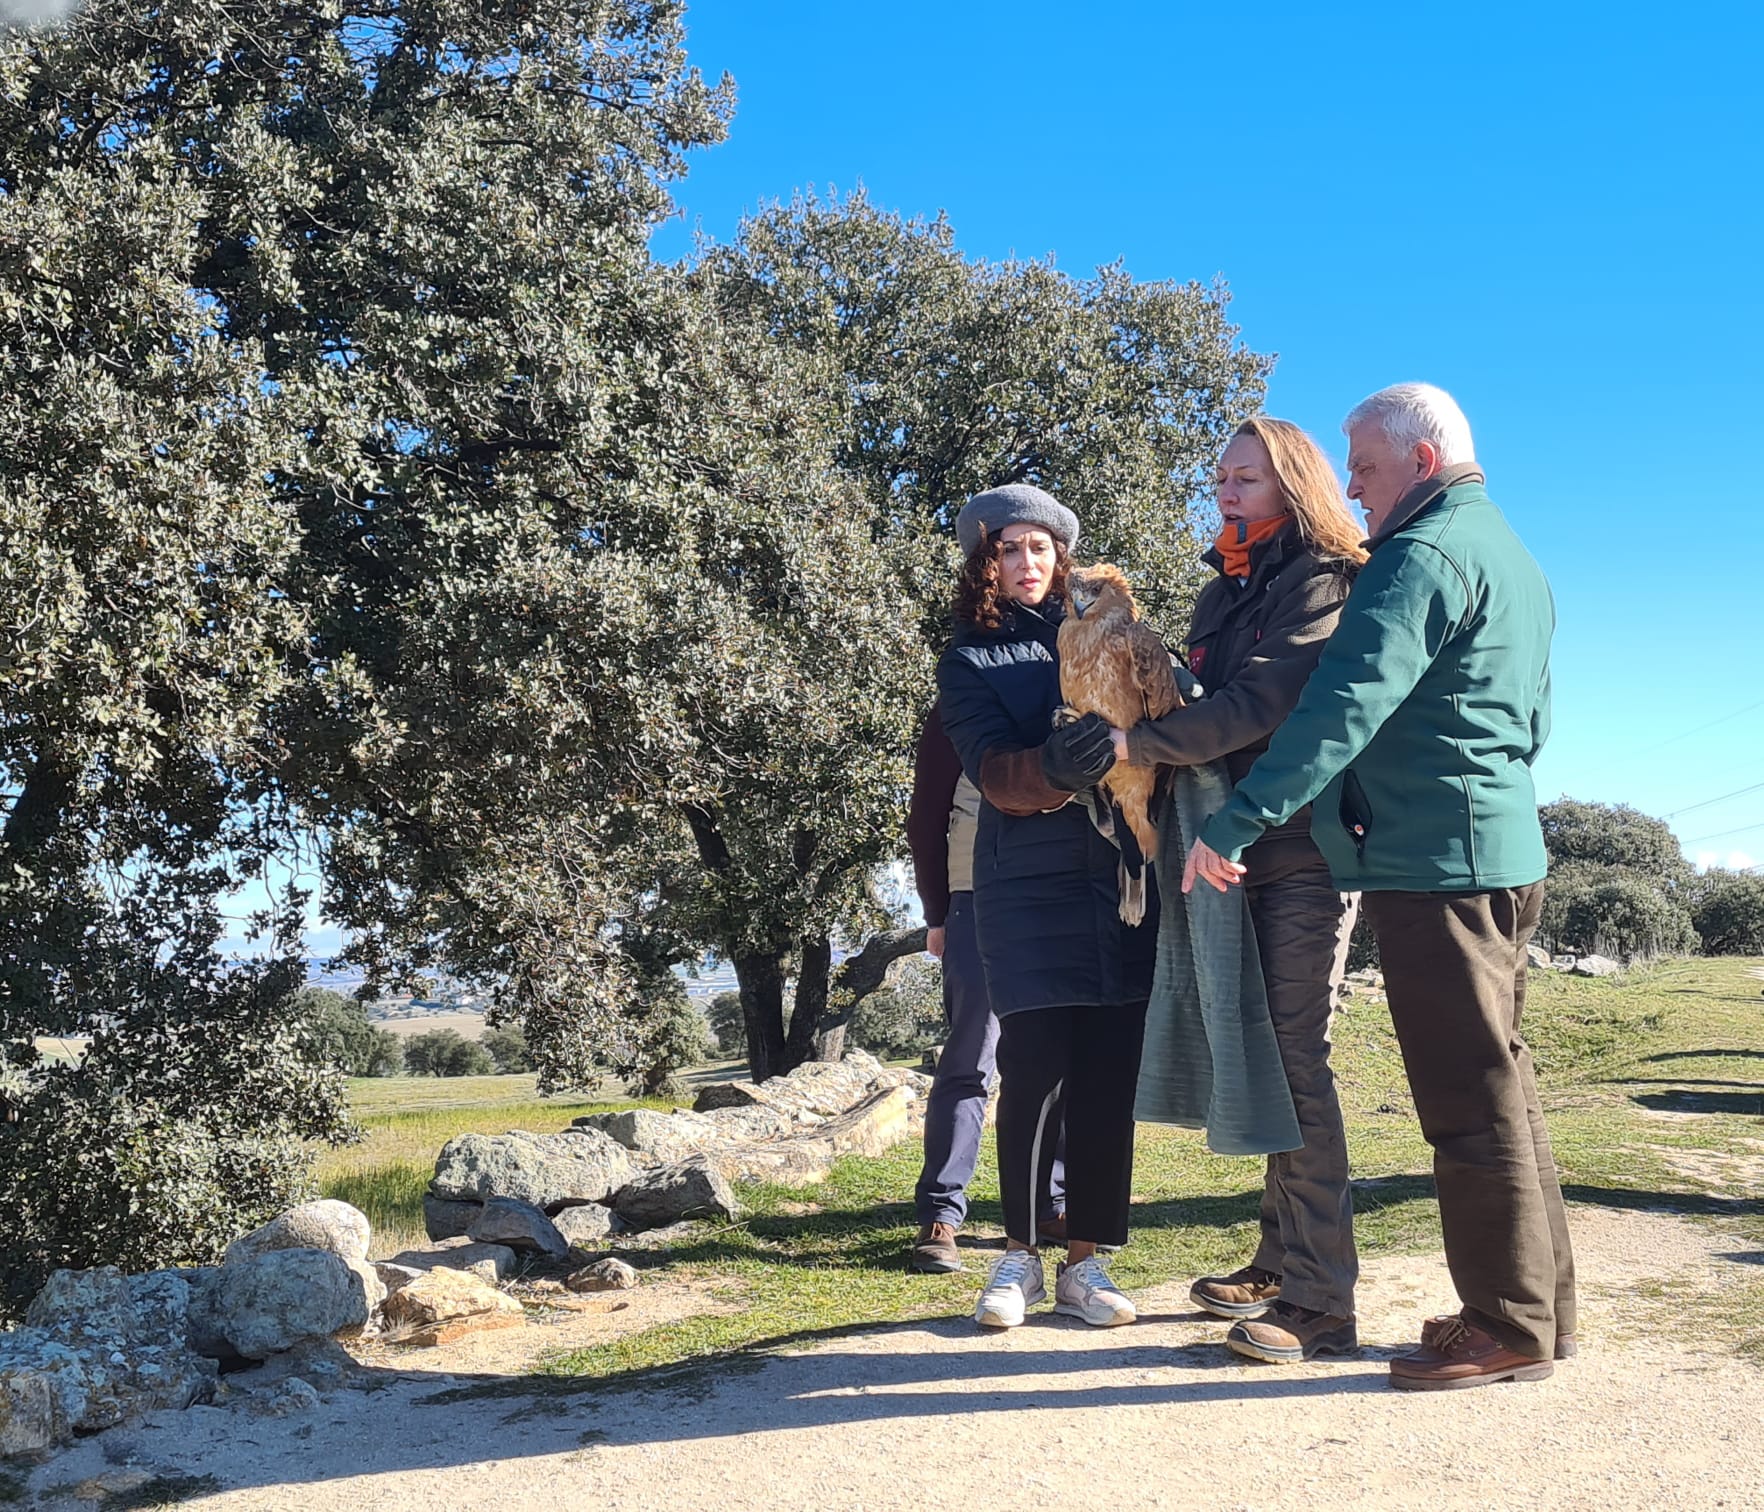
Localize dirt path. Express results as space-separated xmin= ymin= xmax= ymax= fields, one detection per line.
xmin=25 ymin=1203 xmax=1764 ymax=1511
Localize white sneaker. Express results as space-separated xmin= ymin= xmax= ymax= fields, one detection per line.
xmin=1054 ymin=1255 xmax=1137 ymax=1326
xmin=974 ymin=1250 xmax=1046 ymax=1328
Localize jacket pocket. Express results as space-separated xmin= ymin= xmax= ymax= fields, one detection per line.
xmin=1339 ymin=768 xmax=1373 ymax=861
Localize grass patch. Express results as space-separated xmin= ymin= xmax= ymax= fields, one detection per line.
xmin=333 ymin=957 xmax=1764 ymax=1382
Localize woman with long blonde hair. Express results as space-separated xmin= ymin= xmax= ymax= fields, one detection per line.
xmin=1113 ymin=415 xmax=1368 ymax=1365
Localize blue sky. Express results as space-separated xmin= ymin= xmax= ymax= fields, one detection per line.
xmin=653 ymin=0 xmax=1764 ymax=870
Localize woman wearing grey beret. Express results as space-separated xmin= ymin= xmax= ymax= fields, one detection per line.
xmin=935 ymin=483 xmax=1158 ymax=1331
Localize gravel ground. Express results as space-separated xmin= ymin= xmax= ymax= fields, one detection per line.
xmin=26 ymin=1206 xmax=1764 ymax=1511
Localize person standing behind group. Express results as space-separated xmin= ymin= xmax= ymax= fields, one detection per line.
xmin=1185 ymin=383 xmax=1578 ymax=1392
xmin=937 ymin=484 xmax=1156 ymax=1330
xmin=904 ymin=699 xmax=1067 ymax=1274
xmin=1113 ymin=416 xmax=1367 ymax=1364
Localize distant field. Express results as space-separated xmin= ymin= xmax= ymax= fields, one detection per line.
xmin=371 ymin=1010 xmax=491 ymax=1040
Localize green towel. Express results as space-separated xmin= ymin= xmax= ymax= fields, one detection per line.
xmin=1134 ymin=760 xmax=1302 ymax=1157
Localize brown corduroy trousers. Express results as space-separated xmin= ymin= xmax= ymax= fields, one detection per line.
xmin=1364 ymin=883 xmax=1578 ymax=1359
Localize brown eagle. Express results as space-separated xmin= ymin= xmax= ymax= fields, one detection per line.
xmin=1057 ymin=564 xmax=1181 ymax=924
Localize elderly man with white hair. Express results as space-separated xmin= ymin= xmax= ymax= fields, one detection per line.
xmin=1183 ymin=382 xmax=1577 ymax=1391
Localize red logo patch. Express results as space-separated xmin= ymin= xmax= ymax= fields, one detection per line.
xmin=1189 ymin=646 xmax=1207 ymax=673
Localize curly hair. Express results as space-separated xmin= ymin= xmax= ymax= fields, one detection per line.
xmin=952 ymin=529 xmax=1072 ymax=629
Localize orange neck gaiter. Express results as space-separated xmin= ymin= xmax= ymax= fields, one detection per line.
xmin=1214 ymin=515 xmax=1288 ymax=579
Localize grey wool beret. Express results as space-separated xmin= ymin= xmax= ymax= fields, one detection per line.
xmin=954 ymin=484 xmax=1080 ymax=557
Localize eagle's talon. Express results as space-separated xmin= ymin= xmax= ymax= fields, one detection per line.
xmin=1051 ymin=704 xmax=1083 ymax=729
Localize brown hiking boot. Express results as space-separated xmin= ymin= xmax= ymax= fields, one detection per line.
xmin=909 ymin=1222 xmax=963 ymax=1274
xmin=1391 ymin=1314 xmax=1554 ymax=1391
xmin=1226 ymin=1300 xmax=1358 ymax=1363
xmin=1190 ymin=1263 xmax=1281 ymax=1319
xmin=1555 ymin=1333 xmax=1578 ymax=1360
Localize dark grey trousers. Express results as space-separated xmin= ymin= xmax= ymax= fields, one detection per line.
xmin=1365 ymin=883 xmax=1578 ymax=1360
xmin=914 ymin=892 xmax=1065 ymax=1228
xmin=1245 ymin=843 xmax=1360 ymax=1318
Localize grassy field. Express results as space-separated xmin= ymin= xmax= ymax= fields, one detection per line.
xmin=321 ymin=957 xmax=1764 ymax=1376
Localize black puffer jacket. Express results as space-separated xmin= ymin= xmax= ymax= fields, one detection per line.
xmin=1125 ymin=522 xmax=1357 ymax=848
xmin=936 ymin=599 xmax=1157 ymax=1015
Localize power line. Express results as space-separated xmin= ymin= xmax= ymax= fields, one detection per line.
xmin=1664 ymin=776 xmax=1764 ymax=820
xmin=1682 ymin=817 xmax=1764 ymax=846
xmin=1578 ymin=694 xmax=1764 ymax=779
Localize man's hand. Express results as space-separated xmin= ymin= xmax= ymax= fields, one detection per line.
xmin=1182 ymin=837 xmax=1247 ymax=894
xmin=1041 ymin=712 xmax=1117 ymax=792
xmin=926 ymin=926 xmax=946 ymax=960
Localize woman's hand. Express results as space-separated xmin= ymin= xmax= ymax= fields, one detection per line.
xmin=1040 ymin=712 xmax=1117 ymax=792
xmin=1181 ymin=837 xmax=1247 ymax=894
xmin=926 ymin=926 xmax=946 ymax=960
xmin=1109 ymin=727 xmax=1129 ymax=764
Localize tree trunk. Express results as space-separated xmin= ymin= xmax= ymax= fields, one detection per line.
xmin=733 ymin=951 xmax=789 ymax=1084
xmin=783 ymin=933 xmax=833 ymax=1070
xmin=2 ymin=753 xmax=74 ymax=860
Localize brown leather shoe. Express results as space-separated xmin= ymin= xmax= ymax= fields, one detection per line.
xmin=1226 ymin=1300 xmax=1358 ymax=1363
xmin=1391 ymin=1314 xmax=1555 ymax=1391
xmin=1555 ymin=1333 xmax=1577 ymax=1360
xmin=1036 ymin=1213 xmax=1068 ymax=1247
xmin=909 ymin=1222 xmax=963 ymax=1274
xmin=1190 ymin=1264 xmax=1281 ymax=1319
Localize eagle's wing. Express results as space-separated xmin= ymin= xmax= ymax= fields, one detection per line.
xmin=1128 ymin=623 xmax=1181 ymax=721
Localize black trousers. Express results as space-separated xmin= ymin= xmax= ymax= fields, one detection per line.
xmin=994 ymin=1001 xmax=1149 ymax=1249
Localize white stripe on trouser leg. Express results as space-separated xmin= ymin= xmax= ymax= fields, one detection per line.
xmin=1027 ymin=1078 xmax=1064 ymax=1249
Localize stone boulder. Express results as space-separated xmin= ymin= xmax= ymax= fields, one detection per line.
xmin=423 ymin=1192 xmax=483 ymax=1242
xmin=192 ymin=1249 xmax=381 ymax=1361
xmin=385 ymin=1237 xmax=517 ymax=1284
xmin=371 ymin=1263 xmax=427 ymax=1296
xmin=467 ymin=1197 xmax=570 ymax=1258
xmin=1571 ymin=954 xmax=1622 ymax=978
xmin=430 ymin=1128 xmax=635 ymax=1211
xmin=1526 ymin=943 xmax=1553 ymax=971
xmin=2 ymin=1268 xmax=217 ymax=1456
xmin=691 ymin=1050 xmax=929 ymax=1126
xmin=554 ymin=1204 xmax=621 ymax=1250
xmin=613 ymin=1156 xmax=741 ymax=1230
xmin=573 ymin=1108 xmax=723 ymax=1164
xmin=703 ymin=1085 xmax=922 ymax=1186
xmin=381 ymin=1267 xmax=525 ymax=1340
xmin=566 ymin=1258 xmax=638 ymax=1293
xmin=224 ymin=1199 xmax=371 ymax=1267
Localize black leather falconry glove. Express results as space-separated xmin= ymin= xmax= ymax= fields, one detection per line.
xmin=1040 ymin=712 xmax=1117 ymax=793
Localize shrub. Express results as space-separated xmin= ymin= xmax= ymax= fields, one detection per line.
xmin=1690 ymin=869 xmax=1764 ymax=955
xmin=479 ymin=1023 xmax=535 ymax=1074
xmin=619 ymin=981 xmax=713 ymax=1097
xmin=1557 ymin=873 xmax=1698 ymax=961
xmin=404 ymin=1029 xmax=495 ymax=1077
xmin=292 ymin=986 xmax=403 ymax=1077
xmin=1539 ymin=800 xmax=1692 ymax=881
xmin=848 ymin=959 xmax=945 ymax=1059
xmin=706 ymin=991 xmax=746 ymax=1057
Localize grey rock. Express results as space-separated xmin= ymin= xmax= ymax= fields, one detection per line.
xmin=422 ymin=1192 xmax=482 ymax=1242
xmin=430 ymin=1128 xmax=635 ymax=1210
xmin=385 ymin=1238 xmax=517 ymax=1283
xmin=1571 ymin=953 xmax=1622 ymax=978
xmin=225 ymin=1199 xmax=371 ymax=1267
xmin=572 ymin=1108 xmax=721 ymax=1164
xmin=613 ymin=1156 xmax=740 ymax=1230
xmin=372 ymin=1262 xmax=428 ymax=1295
xmin=196 ymin=1249 xmax=376 ymax=1360
xmin=251 ymin=1376 xmax=322 ymax=1416
xmin=467 ymin=1197 xmax=570 ymax=1258
xmin=2 ymin=1268 xmax=217 ymax=1454
xmin=1527 ymin=943 xmax=1553 ymax=970
xmin=565 ymin=1258 xmax=639 ymax=1292
xmin=553 ymin=1204 xmax=621 ymax=1250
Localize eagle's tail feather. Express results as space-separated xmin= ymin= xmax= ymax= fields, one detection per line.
xmin=1111 ymin=798 xmax=1148 ymax=927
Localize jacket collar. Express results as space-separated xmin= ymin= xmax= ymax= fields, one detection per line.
xmin=1201 ymin=517 xmax=1299 ymax=586
xmin=1366 ymin=463 xmax=1486 ymax=547
xmin=951 ymin=596 xmax=1066 ymax=647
